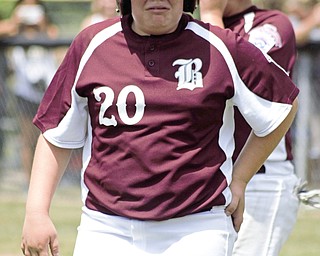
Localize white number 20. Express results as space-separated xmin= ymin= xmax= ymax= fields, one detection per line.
xmin=93 ymin=85 xmax=146 ymax=126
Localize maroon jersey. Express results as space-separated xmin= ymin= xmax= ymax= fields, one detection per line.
xmin=224 ymin=6 xmax=297 ymax=164
xmin=34 ymin=14 xmax=298 ymax=220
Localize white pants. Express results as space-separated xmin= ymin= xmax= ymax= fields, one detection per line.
xmin=74 ymin=206 xmax=237 ymax=256
xmin=232 ymin=172 xmax=300 ymax=256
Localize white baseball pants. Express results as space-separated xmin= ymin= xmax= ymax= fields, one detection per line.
xmin=232 ymin=171 xmax=300 ymax=256
xmin=73 ymin=206 xmax=237 ymax=256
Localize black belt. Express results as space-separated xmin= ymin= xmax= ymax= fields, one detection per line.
xmin=257 ymin=165 xmax=266 ymax=174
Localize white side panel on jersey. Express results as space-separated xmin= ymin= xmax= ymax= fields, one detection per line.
xmin=186 ymin=22 xmax=293 ymax=203
xmin=218 ymin=99 xmax=235 ymax=205
xmin=44 ymin=21 xmax=123 ymax=203
xmin=43 ymin=22 xmax=123 ymax=149
xmin=185 ymin=22 xmax=239 ymax=204
xmin=81 ymin=114 xmax=93 ymax=204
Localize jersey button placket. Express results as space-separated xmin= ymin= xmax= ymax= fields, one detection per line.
xmin=145 ymin=42 xmax=159 ymax=76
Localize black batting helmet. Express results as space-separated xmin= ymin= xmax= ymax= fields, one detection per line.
xmin=117 ymin=0 xmax=198 ymax=15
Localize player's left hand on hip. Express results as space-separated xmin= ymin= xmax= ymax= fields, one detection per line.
xmin=225 ymin=179 xmax=246 ymax=232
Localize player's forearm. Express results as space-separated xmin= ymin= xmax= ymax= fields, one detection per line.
xmin=233 ymin=98 xmax=298 ymax=184
xmin=25 ymin=134 xmax=72 ymax=215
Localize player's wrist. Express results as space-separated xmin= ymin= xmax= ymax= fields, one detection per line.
xmin=230 ymin=175 xmax=248 ymax=192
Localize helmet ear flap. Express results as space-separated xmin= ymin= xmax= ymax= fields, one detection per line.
xmin=117 ymin=0 xmax=197 ymax=15
xmin=184 ymin=0 xmax=198 ymax=13
xmin=117 ymin=0 xmax=131 ymax=16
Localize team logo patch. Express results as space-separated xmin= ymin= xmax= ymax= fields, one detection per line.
xmin=248 ymin=24 xmax=282 ymax=53
xmin=172 ymin=58 xmax=203 ymax=91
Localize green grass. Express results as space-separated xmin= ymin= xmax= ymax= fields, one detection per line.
xmin=280 ymin=208 xmax=320 ymax=256
xmin=0 ymin=185 xmax=320 ymax=256
xmin=0 ymin=185 xmax=81 ymax=256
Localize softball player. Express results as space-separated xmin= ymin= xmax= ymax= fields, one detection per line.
xmin=21 ymin=0 xmax=299 ymax=255
xmin=200 ymin=0 xmax=300 ymax=255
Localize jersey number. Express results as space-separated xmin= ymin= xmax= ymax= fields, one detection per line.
xmin=93 ymin=85 xmax=146 ymax=126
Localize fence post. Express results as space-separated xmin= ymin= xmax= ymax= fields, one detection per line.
xmin=294 ymin=51 xmax=312 ymax=182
